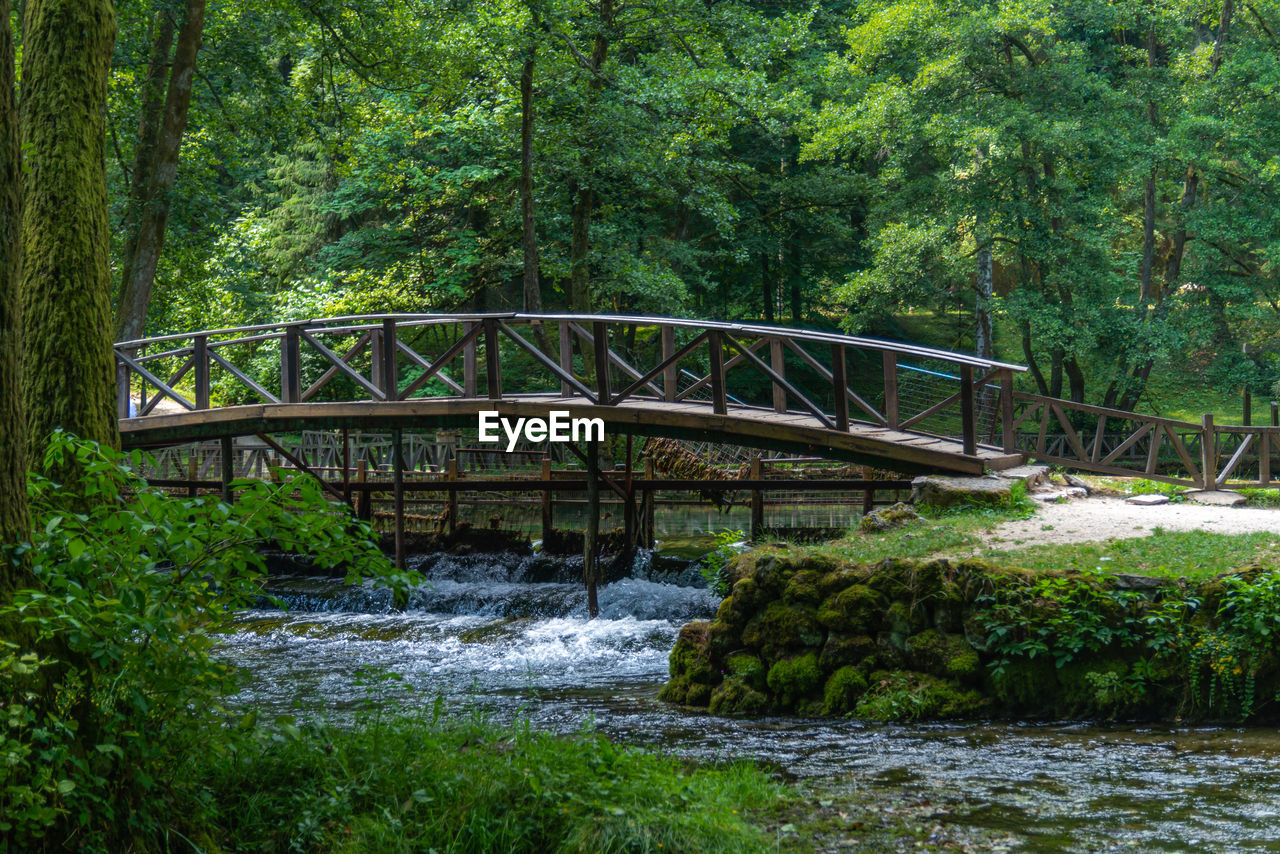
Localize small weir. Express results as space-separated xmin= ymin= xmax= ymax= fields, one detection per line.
xmin=218 ymin=546 xmax=1280 ymax=852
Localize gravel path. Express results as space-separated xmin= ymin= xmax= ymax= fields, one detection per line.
xmin=982 ymin=496 xmax=1280 ymax=548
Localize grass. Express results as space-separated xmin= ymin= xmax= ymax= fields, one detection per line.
xmin=977 ymin=528 xmax=1280 ymax=580
xmin=793 ymin=499 xmax=1037 ymax=566
xmin=189 ymin=709 xmax=786 ymax=854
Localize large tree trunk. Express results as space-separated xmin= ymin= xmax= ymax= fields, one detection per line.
xmin=0 ymin=0 xmax=29 ymax=565
xmin=20 ymin=0 xmax=118 ymax=453
xmin=115 ymin=9 xmax=174 ymax=307
xmin=114 ymin=0 xmax=205 ymax=344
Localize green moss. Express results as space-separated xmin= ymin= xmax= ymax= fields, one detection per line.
xmin=1057 ymin=658 xmax=1133 ymax=716
xmin=766 ymin=652 xmax=822 ymax=708
xmin=686 ymin=682 xmax=713 ymax=707
xmin=904 ymin=629 xmax=981 ymax=682
xmin=816 ymin=584 xmax=883 ymax=634
xmin=741 ymin=602 xmax=825 ymax=662
xmin=708 ymin=677 xmax=770 ymax=715
xmin=667 ymin=621 xmax=714 ymax=684
xmin=818 ymin=633 xmax=877 ymax=673
xmin=784 ymin=569 xmax=826 ymax=606
xmin=727 ymin=653 xmax=766 ymax=690
xmin=822 ymin=666 xmax=869 ymax=715
xmin=854 ymin=671 xmax=987 ymax=721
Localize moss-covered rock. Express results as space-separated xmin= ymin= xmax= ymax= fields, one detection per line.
xmin=855 ymin=671 xmax=987 ymax=720
xmin=742 ymin=602 xmax=825 ymax=662
xmin=859 ymin=501 xmax=921 ymax=532
xmin=1057 ymin=658 xmax=1134 ymax=717
xmin=816 ymin=584 xmax=883 ymax=634
xmin=822 ymin=666 xmax=869 ymax=715
xmin=904 ymin=629 xmax=981 ymax=682
xmin=659 ymin=621 xmax=716 ymax=705
xmin=709 ymin=677 xmax=770 ymax=715
xmin=784 ymin=569 xmax=826 ymax=607
xmin=726 ymin=653 xmax=766 ymax=690
xmin=819 ymin=633 xmax=877 ymax=673
xmin=766 ymin=652 xmax=822 ymax=708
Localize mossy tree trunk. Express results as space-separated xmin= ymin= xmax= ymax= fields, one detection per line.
xmin=20 ymin=0 xmax=119 ymax=455
xmin=0 ymin=0 xmax=31 ymax=589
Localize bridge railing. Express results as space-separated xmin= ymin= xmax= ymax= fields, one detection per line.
xmin=1011 ymin=392 xmax=1280 ymax=488
xmin=115 ymin=313 xmax=1027 ymax=457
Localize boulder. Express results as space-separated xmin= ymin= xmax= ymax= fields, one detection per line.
xmin=1185 ymin=490 xmax=1247 ymax=507
xmin=911 ymin=475 xmax=1011 ymax=509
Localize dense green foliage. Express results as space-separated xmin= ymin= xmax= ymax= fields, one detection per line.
xmin=99 ymin=0 xmax=1280 ymax=408
xmin=0 ymin=434 xmax=407 ymax=849
xmin=197 ymin=709 xmax=781 ymax=853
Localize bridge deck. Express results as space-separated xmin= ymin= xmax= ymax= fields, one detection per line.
xmin=120 ymin=393 xmax=1023 ymax=475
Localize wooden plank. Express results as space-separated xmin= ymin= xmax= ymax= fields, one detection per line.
xmin=1036 ymin=401 xmax=1050 ymax=455
xmin=1000 ymin=368 xmax=1016 ymax=453
xmin=783 ymin=338 xmax=885 ymax=425
xmin=1099 ymin=421 xmax=1153 ymax=466
xmin=708 ymin=330 xmax=726 ymax=415
xmin=560 ymin=320 xmax=574 ymax=397
xmin=1262 ymin=432 xmax=1271 ymax=485
xmin=303 ymin=332 xmax=371 ymax=401
xmin=463 ymin=321 xmax=478 ymax=397
xmin=281 ymin=326 xmax=301 ymax=403
xmin=722 ymin=333 xmax=834 ymax=429
xmin=194 ymin=336 xmax=210 ymax=410
xmin=211 ymin=350 xmax=282 ymax=404
xmin=610 ymin=330 xmax=708 ymax=405
xmin=771 ymin=337 xmax=787 ymax=413
xmin=116 ymin=350 xmax=196 ymax=412
xmin=394 ymin=338 xmax=463 ymax=395
xmin=1014 ymin=391 xmax=1199 ymax=432
xmin=484 ymin=318 xmax=502 ymax=400
xmin=831 ymin=344 xmax=848 ymax=432
xmin=499 ymin=321 xmax=598 ymax=401
xmin=1167 ymin=428 xmax=1202 ymax=485
xmin=592 ymin=321 xmax=611 ymax=404
xmin=661 ymin=326 xmax=677 ymax=402
xmin=1217 ymin=433 xmax=1253 ymax=488
xmin=1051 ymin=403 xmax=1088 ymax=462
xmin=1089 ymin=413 xmax=1106 ymax=463
xmin=1200 ymin=414 xmax=1215 ymax=489
xmin=1145 ymin=424 xmax=1162 ymax=474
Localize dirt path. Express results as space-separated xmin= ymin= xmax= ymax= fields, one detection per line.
xmin=981 ymin=496 xmax=1280 ymax=548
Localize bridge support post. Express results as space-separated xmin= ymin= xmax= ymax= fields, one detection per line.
xmin=281 ymin=326 xmax=301 ymax=403
xmin=194 ymin=336 xmax=210 ymax=410
xmin=960 ymin=366 xmax=977 ymax=456
xmin=393 ymin=428 xmax=405 ymax=570
xmin=584 ymin=440 xmax=601 ymax=620
xmin=862 ymin=466 xmax=875 ymax=515
xmin=830 ymin=345 xmax=848 ymax=431
xmin=560 ymin=320 xmax=574 ymax=396
xmin=446 ymin=457 xmax=459 ymax=535
xmin=1201 ymin=414 xmax=1216 ymax=490
xmin=770 ymin=338 xmax=787 ymax=413
xmin=188 ymin=454 xmax=198 ymax=499
xmin=623 ymin=434 xmax=636 ymax=555
xmin=749 ymin=457 xmax=764 ymax=539
xmin=116 ymin=361 xmax=131 ymax=419
xmin=356 ymin=459 xmax=370 ymax=521
xmin=463 ymin=321 xmax=478 ymax=397
xmin=708 ymin=330 xmax=726 ymax=415
xmin=541 ymin=458 xmax=554 ymax=544
xmin=221 ymin=436 xmax=234 ymax=504
xmin=641 ymin=457 xmax=655 ymax=549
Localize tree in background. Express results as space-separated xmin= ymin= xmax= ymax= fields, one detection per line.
xmin=20 ymin=0 xmax=119 ymax=452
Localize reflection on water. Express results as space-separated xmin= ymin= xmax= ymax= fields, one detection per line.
xmin=217 ymin=551 xmax=1280 ymax=853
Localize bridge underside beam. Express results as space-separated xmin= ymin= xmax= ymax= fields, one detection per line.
xmin=120 ymin=396 xmax=1023 ymax=476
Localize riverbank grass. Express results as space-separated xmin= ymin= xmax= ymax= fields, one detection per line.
xmin=192 ymin=711 xmax=784 ymax=853
xmin=979 ymin=528 xmax=1280 ymax=579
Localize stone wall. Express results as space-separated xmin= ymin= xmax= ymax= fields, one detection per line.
xmin=660 ymin=549 xmax=1280 ymax=722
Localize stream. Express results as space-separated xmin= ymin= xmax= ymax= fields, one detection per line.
xmin=217 ymin=545 xmax=1280 ymax=852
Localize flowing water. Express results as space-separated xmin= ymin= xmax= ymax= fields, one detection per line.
xmin=218 ymin=546 xmax=1280 ymax=852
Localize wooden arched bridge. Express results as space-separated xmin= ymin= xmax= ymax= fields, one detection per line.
xmin=116 ymin=311 xmax=1280 ymax=492
xmin=115 ymin=312 xmax=1028 ymax=475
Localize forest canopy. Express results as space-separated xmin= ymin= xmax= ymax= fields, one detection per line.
xmin=102 ymin=0 xmax=1280 ymax=408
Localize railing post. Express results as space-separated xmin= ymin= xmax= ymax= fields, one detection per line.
xmin=770 ymin=337 xmax=787 ymax=413
xmin=1201 ymin=413 xmax=1216 ymax=489
xmin=483 ymin=317 xmax=502 ymax=400
xmin=661 ymin=325 xmax=677 ymax=402
xmin=116 ymin=358 xmax=132 ymax=419
xmin=960 ymin=365 xmax=976 ymax=456
xmin=281 ymin=325 xmax=301 ymax=403
xmin=194 ymin=335 xmax=210 ymax=410
xmin=830 ymin=343 xmax=849 ymax=431
xmin=221 ymin=435 xmax=234 ymax=504
xmin=560 ymin=320 xmax=574 ymax=397
xmin=463 ymin=321 xmax=478 ymax=398
xmin=708 ymin=330 xmax=726 ymax=415
xmin=593 ymin=321 xmax=611 ymax=405
xmin=999 ymin=368 xmax=1016 ymax=453
xmin=882 ymin=351 xmax=899 ymax=429
xmin=379 ymin=317 xmax=398 ymax=401
xmin=1272 ymin=400 xmax=1279 ymax=427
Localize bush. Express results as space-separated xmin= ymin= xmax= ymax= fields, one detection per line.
xmin=1 ymin=432 xmax=413 ymax=850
